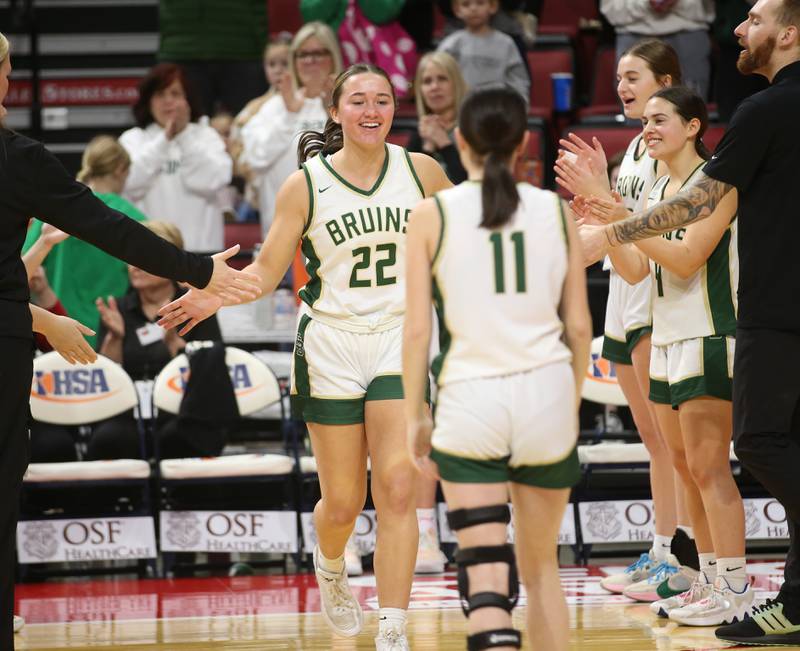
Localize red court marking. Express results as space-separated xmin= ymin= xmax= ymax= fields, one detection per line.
xmin=15 ymin=563 xmax=784 ymax=625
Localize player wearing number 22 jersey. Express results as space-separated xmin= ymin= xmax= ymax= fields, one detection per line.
xmin=291 ymin=143 xmax=426 ymax=424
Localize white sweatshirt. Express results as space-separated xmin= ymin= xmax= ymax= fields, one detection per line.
xmin=119 ymin=122 xmax=232 ymax=252
xmin=240 ymin=94 xmax=328 ymax=236
xmin=601 ymin=0 xmax=715 ymax=35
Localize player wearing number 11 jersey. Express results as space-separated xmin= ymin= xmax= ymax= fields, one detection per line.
xmin=404 ymin=87 xmax=591 ymax=651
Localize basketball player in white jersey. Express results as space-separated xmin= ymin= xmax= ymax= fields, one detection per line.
xmin=578 ymin=86 xmax=750 ymax=626
xmin=158 ymin=64 xmax=452 ymax=650
xmin=403 ymin=87 xmax=591 ymax=651
xmin=556 ymin=40 xmax=697 ymax=599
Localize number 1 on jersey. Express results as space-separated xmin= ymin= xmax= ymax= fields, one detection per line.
xmin=489 ymin=231 xmax=526 ymax=294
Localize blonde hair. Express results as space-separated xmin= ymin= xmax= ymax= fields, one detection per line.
xmin=143 ymin=221 xmax=184 ymax=249
xmin=290 ymin=22 xmax=343 ymax=92
xmin=414 ymin=51 xmax=468 ymax=118
xmin=263 ymin=32 xmax=292 ymax=60
xmin=0 ymin=32 xmax=9 ymax=64
xmin=77 ymin=136 xmax=131 ymax=183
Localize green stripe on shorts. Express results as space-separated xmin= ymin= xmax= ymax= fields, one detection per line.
xmin=649 ymin=377 xmax=672 ymax=405
xmin=602 ymin=334 xmax=631 ymax=364
xmin=366 ymin=374 xmax=404 ymax=401
xmin=430 ymin=448 xmax=510 ymax=483
xmin=669 ymin=336 xmax=732 ymax=406
xmin=295 ymin=396 xmax=365 ymax=425
xmin=510 ymin=447 xmax=581 ymax=488
xmin=626 ymin=325 xmax=652 ymax=355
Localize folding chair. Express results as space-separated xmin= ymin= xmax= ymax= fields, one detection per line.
xmin=153 ymin=345 xmax=298 ymax=576
xmin=20 ymin=352 xmax=156 ymax=578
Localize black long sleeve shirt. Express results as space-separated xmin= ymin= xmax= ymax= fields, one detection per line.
xmin=0 ymin=129 xmax=213 ymax=338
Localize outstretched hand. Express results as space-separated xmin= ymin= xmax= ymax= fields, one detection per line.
xmin=197 ymin=244 xmax=263 ymax=304
xmin=42 ymin=314 xmax=97 ymax=365
xmin=157 ymin=288 xmax=223 ymax=336
xmin=555 ymin=132 xmax=610 ymax=198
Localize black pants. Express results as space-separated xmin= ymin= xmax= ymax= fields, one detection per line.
xmin=0 ymin=337 xmax=33 ymax=650
xmin=165 ymin=60 xmax=268 ymax=116
xmin=733 ymin=328 xmax=800 ymax=602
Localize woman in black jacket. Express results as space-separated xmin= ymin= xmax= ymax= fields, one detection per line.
xmin=0 ymin=31 xmax=259 ymax=648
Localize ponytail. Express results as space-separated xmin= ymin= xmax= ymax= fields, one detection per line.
xmin=297 ymin=118 xmax=344 ymax=164
xmin=458 ymin=87 xmax=527 ymax=229
xmin=481 ymin=151 xmax=519 ymax=229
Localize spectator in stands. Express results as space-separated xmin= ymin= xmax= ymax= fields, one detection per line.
xmin=235 ymin=34 xmax=293 ymax=130
xmin=240 ymin=22 xmax=342 ymax=235
xmin=22 ymin=136 xmax=148 ymax=348
xmin=408 ymin=52 xmax=469 ymax=184
xmin=437 ymin=0 xmax=531 ymax=105
xmin=300 ymin=0 xmax=419 ymax=99
xmin=601 ymin=0 xmax=715 ymax=100
xmin=92 ymin=221 xmax=224 ymax=460
xmin=157 ymin=0 xmax=269 ymax=115
xmin=120 ymin=64 xmax=233 ymax=253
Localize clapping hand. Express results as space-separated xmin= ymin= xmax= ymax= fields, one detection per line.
xmin=555 ymin=133 xmax=610 ymax=198
xmin=96 ymin=296 xmax=125 ymax=339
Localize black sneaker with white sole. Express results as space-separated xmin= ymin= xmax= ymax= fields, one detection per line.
xmin=715 ymin=598 xmax=800 ymax=646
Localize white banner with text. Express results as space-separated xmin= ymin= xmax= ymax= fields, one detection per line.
xmin=159 ymin=511 xmax=298 ymax=553
xmin=17 ymin=516 xmax=156 ymax=564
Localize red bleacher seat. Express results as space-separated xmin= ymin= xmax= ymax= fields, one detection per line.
xmin=387 ymin=130 xmax=412 ymax=148
xmin=590 ymin=46 xmax=619 ymax=108
xmin=224 ymin=222 xmax=262 ymax=252
xmin=538 ymin=0 xmax=600 ymax=38
xmin=515 ymin=128 xmax=546 ymax=187
xmin=527 ymin=47 xmax=575 ymax=113
xmin=705 ymin=124 xmax=727 ymax=153
xmin=269 ymin=0 xmax=303 ymax=35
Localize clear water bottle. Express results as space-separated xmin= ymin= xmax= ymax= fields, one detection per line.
xmin=272 ymin=288 xmax=297 ymax=331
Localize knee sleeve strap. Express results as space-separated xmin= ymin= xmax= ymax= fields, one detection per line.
xmin=467 ymin=628 xmax=522 ymax=651
xmin=455 ymin=544 xmax=519 ymax=616
xmin=447 ymin=504 xmax=510 ymax=531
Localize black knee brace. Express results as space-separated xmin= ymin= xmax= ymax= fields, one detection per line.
xmin=467 ymin=629 xmax=522 ymax=651
xmin=446 ymin=505 xmax=520 ymax=617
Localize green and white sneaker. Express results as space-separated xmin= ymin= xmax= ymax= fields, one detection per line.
xmin=655 ymin=565 xmax=697 ymax=601
xmin=623 ymin=554 xmax=680 ymax=602
xmin=669 ymin=577 xmax=754 ymax=627
xmin=650 ymin=577 xmax=712 ymax=618
xmin=600 ymin=552 xmax=658 ymax=594
xmin=715 ymin=597 xmax=800 ymax=645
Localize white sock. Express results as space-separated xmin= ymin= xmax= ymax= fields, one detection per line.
xmin=677 ymin=525 xmax=694 ymax=539
xmin=698 ymin=553 xmax=717 ymax=583
xmin=652 ymin=534 xmax=672 ymax=562
xmin=318 ymin=548 xmax=345 ymax=574
xmin=717 ymin=556 xmax=748 ymax=593
xmin=379 ymin=607 xmax=407 ymax=635
xmin=417 ymin=508 xmax=437 ymax=536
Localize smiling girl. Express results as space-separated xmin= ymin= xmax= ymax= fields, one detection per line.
xmin=583 ymin=86 xmax=749 ymax=627
xmin=158 ymin=64 xmax=451 ymax=650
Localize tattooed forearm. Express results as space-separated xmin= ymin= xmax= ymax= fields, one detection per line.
xmin=608 ymin=172 xmax=734 ymax=245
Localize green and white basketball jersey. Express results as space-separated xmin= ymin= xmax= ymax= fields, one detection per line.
xmin=648 ymin=164 xmax=739 ymax=346
xmin=431 ymin=182 xmax=572 ymax=387
xmin=605 ymin=134 xmax=660 ymax=272
xmin=298 ymin=143 xmax=424 ymax=331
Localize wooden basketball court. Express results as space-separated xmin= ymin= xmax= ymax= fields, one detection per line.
xmin=13 ymin=562 xmax=800 ymax=650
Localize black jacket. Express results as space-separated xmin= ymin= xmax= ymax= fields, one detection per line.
xmin=0 ymin=130 xmax=213 ymax=338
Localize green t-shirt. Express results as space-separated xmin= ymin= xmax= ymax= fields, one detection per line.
xmin=23 ymin=192 xmax=148 ymax=347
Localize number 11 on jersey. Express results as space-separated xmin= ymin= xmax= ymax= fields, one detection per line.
xmin=489 ymin=231 xmax=526 ymax=294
